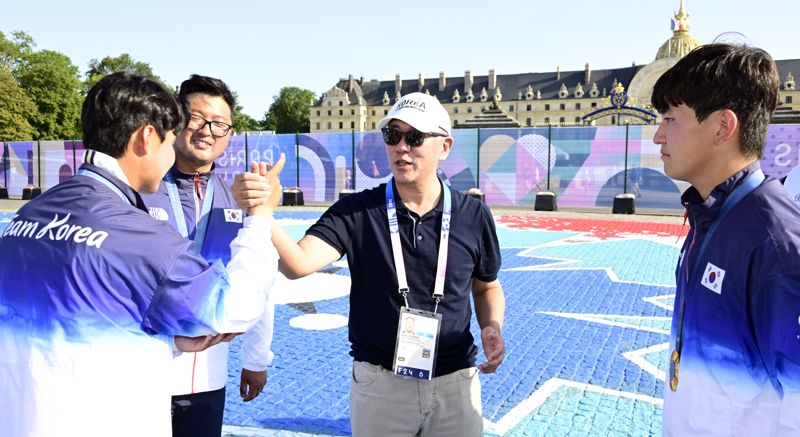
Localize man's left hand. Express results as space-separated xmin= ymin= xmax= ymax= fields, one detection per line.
xmin=240 ymin=368 xmax=268 ymax=402
xmin=477 ymin=326 xmax=505 ymax=373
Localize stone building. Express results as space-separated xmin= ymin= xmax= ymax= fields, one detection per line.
xmin=309 ymin=1 xmax=800 ymax=132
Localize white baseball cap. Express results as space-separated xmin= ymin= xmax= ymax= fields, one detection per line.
xmin=377 ymin=92 xmax=451 ymax=136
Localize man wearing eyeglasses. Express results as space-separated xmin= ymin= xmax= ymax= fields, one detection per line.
xmin=141 ymin=74 xmax=276 ymax=437
xmin=235 ymin=92 xmax=506 ymax=436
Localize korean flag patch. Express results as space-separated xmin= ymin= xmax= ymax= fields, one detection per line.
xmin=701 ymin=262 xmax=725 ymax=294
xmin=224 ymin=208 xmax=243 ymax=223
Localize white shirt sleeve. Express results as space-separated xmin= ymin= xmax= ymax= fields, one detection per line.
xmin=217 ymin=214 xmax=279 ymax=333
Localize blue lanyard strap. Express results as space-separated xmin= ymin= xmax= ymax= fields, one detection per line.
xmin=673 ymin=169 xmax=765 ymax=355
xmin=76 ymin=169 xmax=130 ymax=204
xmin=164 ymin=171 xmax=215 ymax=251
xmin=386 ymin=178 xmax=452 ymax=310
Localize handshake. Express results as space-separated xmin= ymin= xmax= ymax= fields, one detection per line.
xmin=232 ymin=153 xmax=287 ymax=217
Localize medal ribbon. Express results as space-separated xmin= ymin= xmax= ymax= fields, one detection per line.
xmin=670 ymin=169 xmax=764 ymax=391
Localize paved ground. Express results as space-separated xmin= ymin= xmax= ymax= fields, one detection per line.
xmin=0 ymin=201 xmax=683 ymax=436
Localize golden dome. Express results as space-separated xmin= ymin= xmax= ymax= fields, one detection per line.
xmin=655 ymin=0 xmax=701 ymax=60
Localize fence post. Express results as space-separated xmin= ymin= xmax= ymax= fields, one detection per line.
xmin=623 ymin=123 xmax=629 ymax=193
xmin=37 ymin=140 xmax=42 ymax=188
xmin=295 ymin=132 xmax=300 ymax=187
xmin=546 ymin=124 xmax=552 ymax=191
xmin=351 ymin=129 xmax=356 ymax=190
xmin=476 ymin=127 xmax=481 ymax=189
xmin=244 ymin=132 xmax=249 ymax=172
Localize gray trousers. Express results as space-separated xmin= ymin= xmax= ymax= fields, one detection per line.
xmin=349 ymin=361 xmax=482 ymax=437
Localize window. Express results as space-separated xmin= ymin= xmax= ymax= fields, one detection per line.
xmin=559 ymin=117 xmax=565 ymax=124
xmin=339 ymin=122 xmax=343 ymax=129
xmin=544 ymin=117 xmax=550 ymax=124
xmin=339 ymin=101 xmax=343 ymax=106
xmin=509 ymin=105 xmax=514 ymax=111
xmin=559 ymin=103 xmax=565 ymax=110
xmin=327 ymin=110 xmax=331 ymax=116
xmin=372 ymin=122 xmax=376 ymax=129
xmin=316 ymin=122 xmax=320 ymax=130
xmin=481 ymin=106 xmax=485 ymax=111
xmin=372 ymin=110 xmax=376 ymax=116
xmin=384 ymin=110 xmax=388 ymax=115
xmin=788 ymin=96 xmax=794 ymax=104
xmin=467 ymin=107 xmax=473 ymax=113
xmin=526 ymin=104 xmax=532 ymax=111
xmin=327 ymin=122 xmax=331 ymax=129
xmin=591 ymin=102 xmax=597 ymax=108
xmin=339 ymin=110 xmax=343 ymax=116
xmin=526 ymin=117 xmax=532 ymax=126
xmin=545 ymin=104 xmax=550 ymax=111
xmin=327 ymin=102 xmax=331 ymax=107
xmin=316 ymin=110 xmax=320 ymax=116
xmin=351 ymin=109 xmax=355 ymax=115
xmin=611 ymin=116 xmax=616 ymax=125
xmin=575 ymin=117 xmax=581 ymax=123
xmin=351 ymin=121 xmax=355 ymax=129
xmin=575 ymin=103 xmax=581 ymax=110
xmin=453 ymin=107 xmax=459 ymax=114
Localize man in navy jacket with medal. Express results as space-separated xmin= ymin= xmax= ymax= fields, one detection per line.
xmin=142 ymin=74 xmax=277 ymax=437
xmin=652 ymin=44 xmax=800 ymax=435
xmin=235 ymin=92 xmax=506 ymax=436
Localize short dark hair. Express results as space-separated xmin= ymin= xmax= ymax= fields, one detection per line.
xmin=177 ymin=74 xmax=236 ymax=119
xmin=82 ymin=72 xmax=186 ymax=158
xmin=651 ymin=43 xmax=780 ymax=158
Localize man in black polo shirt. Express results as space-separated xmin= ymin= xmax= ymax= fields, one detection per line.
xmin=235 ymin=92 xmax=505 ymax=436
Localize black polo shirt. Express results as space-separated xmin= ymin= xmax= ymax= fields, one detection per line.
xmin=306 ymin=181 xmax=501 ymax=376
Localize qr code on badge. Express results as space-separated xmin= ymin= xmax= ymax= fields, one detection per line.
xmin=422 ymin=348 xmax=431 ymax=359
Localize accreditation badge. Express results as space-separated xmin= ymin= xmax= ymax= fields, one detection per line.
xmin=392 ymin=306 xmax=442 ymax=380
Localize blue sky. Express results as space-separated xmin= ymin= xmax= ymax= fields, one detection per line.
xmin=2 ymin=0 xmax=798 ymax=118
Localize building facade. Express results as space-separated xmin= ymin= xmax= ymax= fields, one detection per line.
xmin=310 ymin=1 xmax=799 ymax=132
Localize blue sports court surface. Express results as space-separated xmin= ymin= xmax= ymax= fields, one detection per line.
xmin=0 ymin=210 xmax=683 ymax=436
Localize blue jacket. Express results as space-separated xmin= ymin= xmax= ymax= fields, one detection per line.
xmin=664 ymin=163 xmax=800 ymax=436
xmin=0 ymin=155 xmax=276 ymax=437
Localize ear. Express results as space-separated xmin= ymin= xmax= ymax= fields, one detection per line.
xmin=128 ymin=125 xmax=156 ymax=158
xmin=713 ymin=109 xmax=739 ymax=145
xmin=438 ymin=137 xmax=454 ymax=161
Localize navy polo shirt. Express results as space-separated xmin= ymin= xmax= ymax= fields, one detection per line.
xmin=306 ymin=181 xmax=501 ymax=376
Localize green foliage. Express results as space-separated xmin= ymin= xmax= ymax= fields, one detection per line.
xmin=263 ymin=87 xmax=316 ymax=133
xmin=231 ymin=91 xmax=264 ymax=133
xmin=15 ymin=50 xmax=83 ymax=139
xmin=0 ymin=67 xmax=37 ymax=141
xmin=83 ymin=53 xmax=162 ymax=93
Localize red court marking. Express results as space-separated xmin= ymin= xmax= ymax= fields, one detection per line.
xmin=495 ymin=215 xmax=686 ymax=240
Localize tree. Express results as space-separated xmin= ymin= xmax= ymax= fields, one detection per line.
xmin=0 ymin=30 xmax=34 ymax=71
xmin=0 ymin=67 xmax=37 ymax=141
xmin=83 ymin=53 xmax=162 ymax=93
xmin=15 ymin=50 xmax=83 ymax=139
xmin=231 ymin=91 xmax=262 ymax=133
xmin=262 ymin=87 xmax=316 ymax=134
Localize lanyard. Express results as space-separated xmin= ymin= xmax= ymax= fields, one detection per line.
xmin=164 ymin=171 xmax=215 ymax=251
xmin=386 ymin=178 xmax=451 ymax=312
xmin=673 ymin=169 xmax=765 ymax=357
xmin=77 ymin=169 xmax=130 ymax=204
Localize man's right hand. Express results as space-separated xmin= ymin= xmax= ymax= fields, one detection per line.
xmin=233 ymin=153 xmax=286 ymax=216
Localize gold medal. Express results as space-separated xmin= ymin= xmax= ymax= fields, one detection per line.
xmin=669 ymin=349 xmax=680 ymax=392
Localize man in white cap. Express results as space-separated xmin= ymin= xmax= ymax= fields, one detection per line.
xmin=234 ymin=91 xmax=506 ymax=436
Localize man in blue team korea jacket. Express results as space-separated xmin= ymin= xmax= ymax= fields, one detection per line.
xmin=0 ymin=73 xmax=284 ymax=437
xmin=652 ymin=44 xmax=800 ymax=435
xmin=141 ymin=75 xmax=274 ymax=437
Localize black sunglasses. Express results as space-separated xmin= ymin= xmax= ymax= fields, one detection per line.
xmin=381 ymin=127 xmax=447 ymax=147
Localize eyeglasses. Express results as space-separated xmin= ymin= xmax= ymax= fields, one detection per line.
xmin=187 ymin=114 xmax=233 ymax=138
xmin=381 ymin=127 xmax=447 ymax=147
